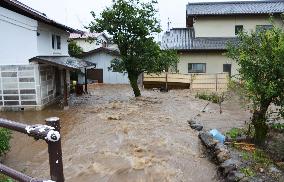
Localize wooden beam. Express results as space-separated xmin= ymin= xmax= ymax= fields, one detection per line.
xmin=63 ymin=69 xmax=68 ymax=107
xmin=85 ymin=68 xmax=88 ymax=94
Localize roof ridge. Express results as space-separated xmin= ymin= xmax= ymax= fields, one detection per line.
xmin=187 ymin=0 xmax=283 ymax=6
xmin=10 ymin=0 xmax=47 ymax=17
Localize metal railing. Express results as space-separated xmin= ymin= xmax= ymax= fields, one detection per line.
xmin=0 ymin=117 xmax=64 ymax=182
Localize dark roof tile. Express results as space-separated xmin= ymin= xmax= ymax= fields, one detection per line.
xmin=187 ymin=0 xmax=284 ymax=16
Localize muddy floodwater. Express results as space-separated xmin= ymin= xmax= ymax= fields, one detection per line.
xmin=0 ymin=85 xmax=250 ymax=182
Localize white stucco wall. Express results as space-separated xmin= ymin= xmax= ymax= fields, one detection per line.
xmin=0 ymin=7 xmax=70 ymax=65
xmin=84 ymin=52 xmax=129 ymax=84
xmin=177 ymin=52 xmax=238 ymax=76
xmin=74 ymin=35 xmax=108 ymax=52
xmin=37 ymin=22 xmax=69 ymax=56
xmin=194 ymin=15 xmax=282 ymax=37
xmin=0 ymin=7 xmax=38 ymax=65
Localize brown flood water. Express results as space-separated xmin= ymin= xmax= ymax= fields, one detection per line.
xmin=0 ymin=85 xmax=250 ymax=182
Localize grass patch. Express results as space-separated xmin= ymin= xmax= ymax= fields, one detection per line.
xmin=0 ymin=174 xmax=13 ymax=182
xmin=226 ymin=128 xmax=244 ymax=140
xmin=0 ymin=128 xmax=12 ymax=157
xmin=271 ymin=123 xmax=284 ymax=131
xmin=240 ymin=167 xmax=255 ymax=177
xmin=195 ymin=92 xmax=222 ymax=104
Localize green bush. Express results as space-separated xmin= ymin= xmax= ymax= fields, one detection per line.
xmin=0 ymin=174 xmax=13 ymax=182
xmin=0 ymin=128 xmax=12 ymax=157
xmin=226 ymin=128 xmax=243 ymax=139
xmin=195 ymin=92 xmax=222 ymax=103
xmin=271 ymin=123 xmax=284 ymax=131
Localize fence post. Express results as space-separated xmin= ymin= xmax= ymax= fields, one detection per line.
xmin=46 ymin=117 xmax=64 ymax=182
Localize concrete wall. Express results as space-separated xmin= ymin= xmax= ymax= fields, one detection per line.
xmin=194 ymin=15 xmax=282 ymax=37
xmin=177 ymin=52 xmax=238 ymax=76
xmin=84 ymin=52 xmax=129 ymax=84
xmin=0 ymin=7 xmax=70 ymax=66
xmin=0 ymin=7 xmax=38 ymax=65
xmin=74 ymin=35 xmax=108 ymax=52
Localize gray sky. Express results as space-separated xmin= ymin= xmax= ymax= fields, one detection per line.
xmin=19 ymin=0 xmax=254 ymax=34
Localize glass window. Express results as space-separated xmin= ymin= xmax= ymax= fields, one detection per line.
xmin=188 ymin=63 xmax=206 ymax=73
xmin=256 ymin=25 xmax=273 ymax=33
xmin=56 ymin=35 xmax=61 ymax=49
xmin=235 ymin=25 xmax=243 ymax=35
xmin=52 ymin=35 xmax=55 ymax=49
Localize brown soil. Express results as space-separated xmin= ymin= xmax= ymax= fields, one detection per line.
xmin=0 ymin=85 xmax=250 ymax=182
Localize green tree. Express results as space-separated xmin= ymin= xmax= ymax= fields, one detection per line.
xmin=87 ymin=0 xmax=178 ymax=97
xmin=68 ymin=41 xmax=83 ymax=58
xmin=227 ymin=25 xmax=284 ymax=144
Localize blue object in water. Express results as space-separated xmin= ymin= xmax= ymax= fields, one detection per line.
xmin=209 ymin=129 xmax=226 ymax=144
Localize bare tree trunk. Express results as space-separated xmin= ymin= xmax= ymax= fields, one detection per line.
xmin=251 ymin=101 xmax=270 ymax=145
xmin=128 ymin=73 xmax=141 ymax=97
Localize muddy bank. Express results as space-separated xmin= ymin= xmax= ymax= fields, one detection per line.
xmin=1 ymin=85 xmax=250 ymax=181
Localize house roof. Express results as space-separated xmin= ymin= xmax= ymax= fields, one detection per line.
xmin=29 ymin=56 xmax=96 ymax=70
xmin=186 ymin=0 xmax=284 ymax=16
xmin=161 ymin=28 xmax=237 ymax=51
xmin=1 ymin=0 xmax=82 ymax=33
xmin=83 ymin=47 xmax=120 ymax=57
xmin=191 ymin=37 xmax=238 ymax=51
xmin=69 ymin=32 xmax=109 ymax=40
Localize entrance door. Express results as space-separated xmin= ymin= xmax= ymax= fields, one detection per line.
xmin=55 ymin=68 xmax=61 ymax=96
xmin=223 ymin=64 xmax=232 ymax=77
xmin=87 ymin=69 xmax=104 ymax=83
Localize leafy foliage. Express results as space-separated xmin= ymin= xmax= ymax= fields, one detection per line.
xmin=226 ymin=128 xmax=244 ymax=140
xmin=0 ymin=174 xmax=13 ymax=182
xmin=87 ymin=0 xmax=179 ymax=96
xmin=226 ymin=24 xmax=284 ymax=144
xmin=195 ymin=92 xmax=222 ymax=104
xmin=271 ymin=123 xmax=284 ymax=131
xmin=68 ymin=41 xmax=83 ymax=58
xmin=0 ymin=128 xmax=11 ymax=157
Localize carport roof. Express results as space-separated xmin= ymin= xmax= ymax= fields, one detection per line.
xmin=29 ymin=56 xmax=96 ymax=70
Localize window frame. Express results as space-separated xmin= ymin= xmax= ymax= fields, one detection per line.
xmin=256 ymin=25 xmax=273 ymax=33
xmin=52 ymin=34 xmax=55 ymax=49
xmin=188 ymin=63 xmax=206 ymax=73
xmin=56 ymin=35 xmax=61 ymax=50
xmin=235 ymin=25 xmax=243 ymax=35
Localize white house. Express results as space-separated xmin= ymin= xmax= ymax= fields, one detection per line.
xmin=82 ymin=47 xmax=129 ymax=84
xmin=0 ymin=0 xmax=94 ymax=111
xmin=70 ymin=32 xmax=128 ymax=84
xmin=162 ymin=0 xmax=284 ymax=76
xmin=69 ymin=32 xmax=110 ymax=52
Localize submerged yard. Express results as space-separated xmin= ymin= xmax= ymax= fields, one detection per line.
xmin=0 ymin=85 xmax=250 ymax=182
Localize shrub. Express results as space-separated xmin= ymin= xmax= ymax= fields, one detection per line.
xmin=195 ymin=92 xmax=222 ymax=103
xmin=0 ymin=128 xmax=12 ymax=157
xmin=271 ymin=123 xmax=284 ymax=131
xmin=0 ymin=174 xmax=13 ymax=182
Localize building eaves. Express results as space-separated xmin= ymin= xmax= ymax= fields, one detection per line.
xmin=186 ymin=0 xmax=284 ymax=16
xmin=161 ymin=28 xmax=238 ymax=51
xmin=1 ymin=0 xmax=82 ymax=33
xmin=29 ymin=56 xmax=95 ymax=70
xmin=82 ymin=47 xmax=120 ymax=57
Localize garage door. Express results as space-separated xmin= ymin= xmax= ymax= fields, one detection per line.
xmin=87 ymin=69 xmax=103 ymax=83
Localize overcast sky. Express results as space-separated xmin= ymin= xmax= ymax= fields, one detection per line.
xmin=19 ymin=0 xmax=255 ymax=36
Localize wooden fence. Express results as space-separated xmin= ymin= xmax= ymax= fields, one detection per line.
xmin=143 ymin=73 xmax=229 ymax=92
xmin=0 ymin=117 xmax=64 ymax=182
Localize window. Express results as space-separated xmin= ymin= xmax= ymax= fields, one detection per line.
xmin=56 ymin=35 xmax=61 ymax=49
xmin=52 ymin=34 xmax=61 ymax=50
xmin=188 ymin=63 xmax=206 ymax=73
xmin=52 ymin=35 xmax=55 ymax=49
xmin=235 ymin=25 xmax=243 ymax=35
xmin=256 ymin=25 xmax=273 ymax=33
